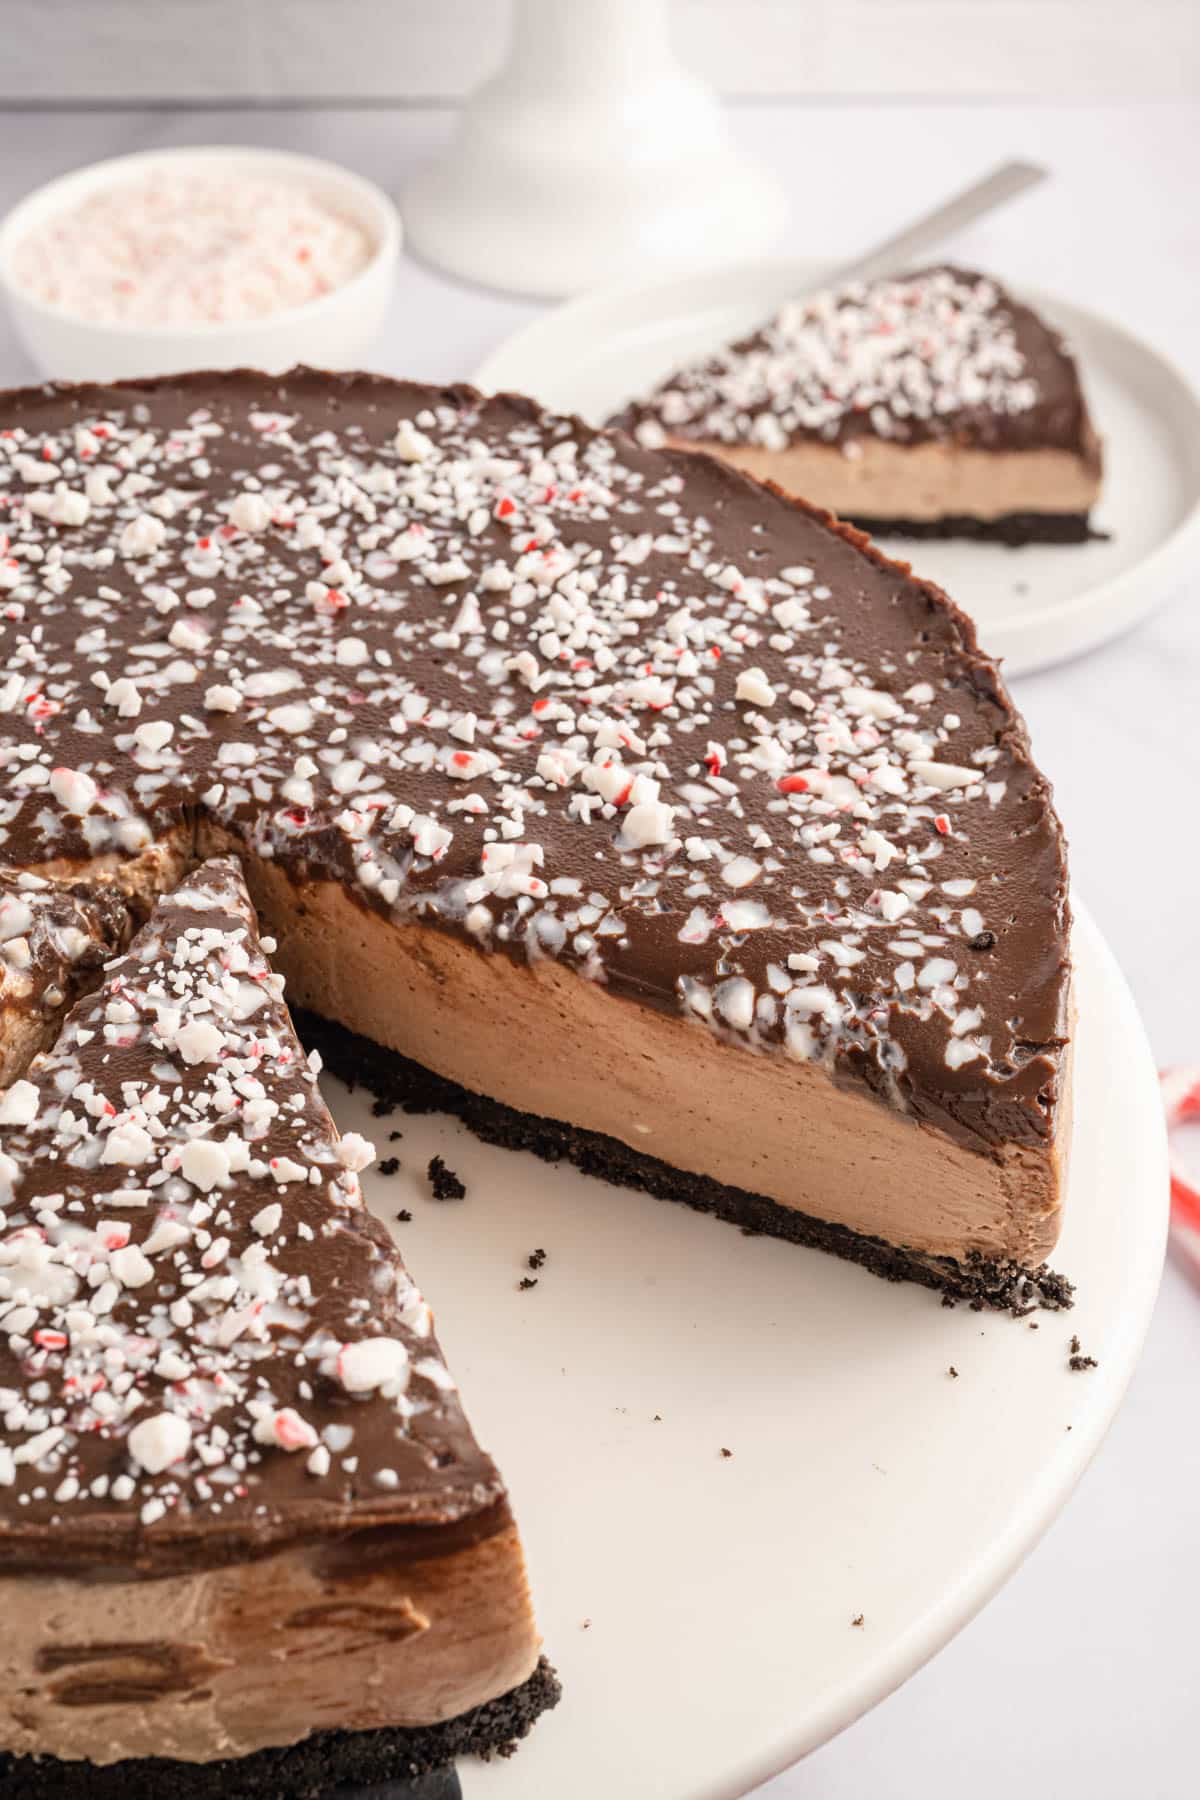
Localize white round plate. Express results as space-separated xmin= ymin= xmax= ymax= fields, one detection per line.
xmin=473 ymin=261 xmax=1200 ymax=677
xmin=329 ymin=897 xmax=1167 ymax=1799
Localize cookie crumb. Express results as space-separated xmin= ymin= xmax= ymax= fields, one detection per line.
xmin=518 ymin=1276 xmax=538 ymax=1291
xmin=428 ymin=1155 xmax=466 ymax=1201
xmin=948 ymin=1366 xmax=959 ymax=1379
xmin=378 ymin=1155 xmax=400 ymax=1176
xmin=719 ymin=1446 xmax=732 ymax=1459
xmin=1068 ymin=1333 xmax=1097 ymax=1372
xmin=388 ymin=1129 xmax=403 ymax=1141
xmin=395 ymin=1208 xmax=412 ymax=1223
xmin=527 ymin=1247 xmax=547 ymax=1270
xmin=582 ymin=1619 xmax=591 ymax=1631
xmin=851 ymin=1614 xmax=865 ymax=1629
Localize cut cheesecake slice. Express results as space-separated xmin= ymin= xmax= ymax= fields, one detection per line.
xmin=0 ymin=367 xmax=1071 ymax=1309
xmin=0 ymin=869 xmax=131 ymax=1085
xmin=609 ymin=265 xmax=1103 ymax=543
xmin=0 ymin=857 xmax=554 ymax=1792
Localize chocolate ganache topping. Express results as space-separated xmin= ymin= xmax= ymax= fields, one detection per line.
xmin=0 ymin=368 xmax=1069 ymax=1156
xmin=609 ymin=265 xmax=1099 ymax=464
xmin=0 ymin=857 xmax=500 ymax=1568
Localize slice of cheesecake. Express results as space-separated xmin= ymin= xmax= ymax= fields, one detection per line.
xmin=609 ymin=265 xmax=1103 ymax=544
xmin=0 ymin=856 xmax=555 ymax=1793
xmin=0 ymin=368 xmax=1072 ymax=1311
xmin=0 ymin=869 xmax=130 ymax=1084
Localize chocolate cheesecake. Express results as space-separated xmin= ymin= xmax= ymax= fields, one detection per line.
xmin=0 ymin=361 xmax=1077 ymax=1779
xmin=609 ymin=265 xmax=1103 ymax=544
xmin=0 ymin=365 xmax=1072 ymax=1313
xmin=0 ymin=856 xmax=555 ymax=1794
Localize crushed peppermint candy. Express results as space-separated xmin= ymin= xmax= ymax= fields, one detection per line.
xmin=0 ymin=858 xmax=471 ymax=1533
xmin=9 ymin=162 xmax=375 ymax=329
xmin=613 ymin=266 xmax=1051 ymax=451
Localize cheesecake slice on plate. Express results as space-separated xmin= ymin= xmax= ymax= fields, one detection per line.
xmin=0 ymin=856 xmax=555 ymax=1796
xmin=610 ymin=265 xmax=1103 ymax=544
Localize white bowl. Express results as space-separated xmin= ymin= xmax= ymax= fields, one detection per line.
xmin=0 ymin=145 xmax=401 ymax=383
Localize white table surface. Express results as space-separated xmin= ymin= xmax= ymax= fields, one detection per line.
xmin=0 ymin=98 xmax=1196 ymax=1800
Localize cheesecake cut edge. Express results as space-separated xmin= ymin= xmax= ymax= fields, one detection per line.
xmin=236 ymin=851 xmax=1073 ymax=1305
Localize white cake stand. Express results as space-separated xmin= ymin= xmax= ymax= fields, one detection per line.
xmin=402 ymin=0 xmax=789 ymax=297
xmin=336 ymin=897 xmax=1167 ymax=1798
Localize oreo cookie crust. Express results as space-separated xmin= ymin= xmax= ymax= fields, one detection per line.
xmin=843 ymin=511 xmax=1098 ymax=547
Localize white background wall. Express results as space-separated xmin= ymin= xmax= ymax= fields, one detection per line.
xmin=3 ymin=0 xmax=1197 ymax=104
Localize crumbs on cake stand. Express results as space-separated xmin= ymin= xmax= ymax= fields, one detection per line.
xmin=428 ymin=1155 xmax=467 ymax=1201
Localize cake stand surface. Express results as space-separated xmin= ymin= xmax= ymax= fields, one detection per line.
xmin=331 ymin=897 xmax=1167 ymax=1799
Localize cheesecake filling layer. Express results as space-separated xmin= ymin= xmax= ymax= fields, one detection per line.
xmin=244 ymin=859 xmax=1063 ymax=1268
xmin=669 ymin=438 xmax=1101 ymax=525
xmin=0 ymin=1515 xmax=535 ymax=1767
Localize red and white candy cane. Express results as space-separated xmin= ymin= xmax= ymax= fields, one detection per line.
xmin=1160 ymin=1067 xmax=1200 ymax=1241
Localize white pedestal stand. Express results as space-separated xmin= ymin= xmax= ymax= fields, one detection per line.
xmin=402 ymin=0 xmax=789 ymax=298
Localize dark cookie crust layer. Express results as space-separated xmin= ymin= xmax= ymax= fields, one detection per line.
xmin=848 ymin=510 xmax=1100 ymax=547
xmin=297 ymin=1008 xmax=1074 ymax=1316
xmin=0 ymin=1657 xmax=560 ymax=1799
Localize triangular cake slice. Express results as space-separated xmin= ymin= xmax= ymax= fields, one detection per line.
xmin=0 ymin=869 xmax=130 ymax=1085
xmin=0 ymin=857 xmax=555 ymax=1793
xmin=0 ymin=369 xmax=1072 ymax=1312
xmin=609 ymin=265 xmax=1103 ymax=543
